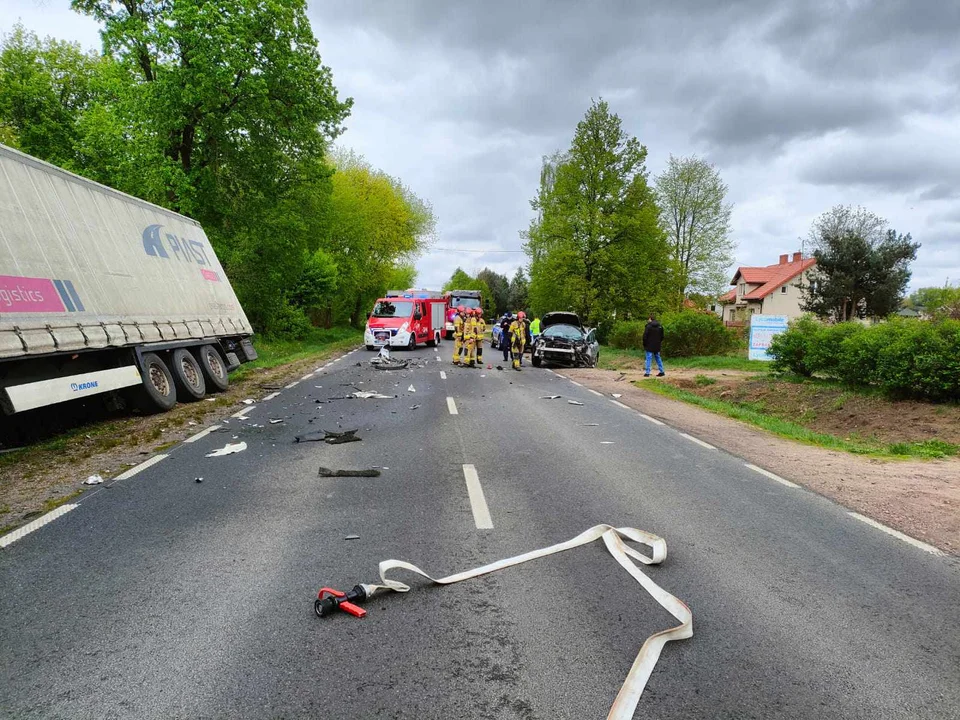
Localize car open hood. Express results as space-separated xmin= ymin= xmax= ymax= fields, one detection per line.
xmin=540 ymin=312 xmax=583 ymax=330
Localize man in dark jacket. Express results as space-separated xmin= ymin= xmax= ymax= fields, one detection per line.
xmin=500 ymin=313 xmax=513 ymax=362
xmin=642 ymin=315 xmax=665 ymax=377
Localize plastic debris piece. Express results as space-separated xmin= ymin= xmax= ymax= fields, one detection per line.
xmin=195 ymin=477 xmax=203 ymax=483
xmin=188 ymin=421 xmax=198 ymax=426
xmin=540 ymin=395 xmax=561 ymax=400
xmin=319 ymin=467 xmax=382 ymax=478
xmin=84 ymin=475 xmax=104 ymax=485
xmin=206 ymin=441 xmax=247 ymax=457
xmin=345 ymin=535 xmax=360 ymax=540
xmin=600 ymin=441 xmax=616 ymax=445
xmin=352 ymin=391 xmax=393 ymax=399
xmin=296 ymin=429 xmax=361 ymax=445
xmin=410 ymin=404 xmax=421 ymax=410
xmin=568 ymin=400 xmax=584 ymax=405
xmin=242 ymin=399 xmax=255 ymax=405
xmin=612 ymin=393 xmax=623 ymax=398
xmin=270 ymin=419 xmax=284 ymax=424
xmin=582 ymin=423 xmax=600 ymax=426
xmin=408 ymin=385 xmax=416 ymax=392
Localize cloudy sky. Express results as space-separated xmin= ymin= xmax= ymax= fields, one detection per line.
xmin=4 ymin=1 xmax=959 ymax=291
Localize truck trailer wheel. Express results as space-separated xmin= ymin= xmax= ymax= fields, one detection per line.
xmin=171 ymin=348 xmax=206 ymax=400
xmin=197 ymin=345 xmax=229 ymax=392
xmin=138 ymin=352 xmax=177 ymax=412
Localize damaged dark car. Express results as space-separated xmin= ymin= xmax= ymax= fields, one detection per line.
xmin=531 ymin=312 xmax=599 ymax=368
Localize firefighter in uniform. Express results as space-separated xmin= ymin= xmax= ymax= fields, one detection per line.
xmin=474 ymin=308 xmax=486 ymax=367
xmin=451 ymin=305 xmax=465 ymax=365
xmin=509 ymin=311 xmax=526 ymax=370
xmin=460 ymin=308 xmax=474 ymax=367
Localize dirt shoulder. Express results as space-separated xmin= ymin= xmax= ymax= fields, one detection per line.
xmin=567 ymin=367 xmax=960 ymax=556
xmin=0 ymin=341 xmax=360 ymax=534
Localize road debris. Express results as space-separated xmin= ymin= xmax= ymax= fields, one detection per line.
xmin=84 ymin=475 xmax=104 ymax=485
xmin=296 ymin=429 xmax=362 ymax=445
xmin=568 ymin=400 xmax=584 ymax=406
xmin=612 ymin=393 xmax=623 ymax=398
xmin=352 ymin=391 xmax=393 ymax=399
xmin=410 ymin=404 xmax=421 ymax=410
xmin=540 ymin=395 xmax=562 ymax=400
xmin=269 ymin=419 xmax=284 ymax=424
xmin=615 ymin=373 xmax=627 ymax=382
xmin=408 ymin=385 xmax=416 ymax=392
xmin=496 ymin=365 xmax=504 ymax=371
xmin=195 ymin=477 xmax=203 ymax=483
xmin=582 ymin=423 xmax=600 ymax=427
xmin=600 ymin=441 xmax=615 ymax=445
xmin=206 ymin=441 xmax=248 ymax=457
xmin=318 ymin=467 xmax=382 ymax=478
xmin=371 ymin=346 xmax=409 ymax=370
xmin=241 ymin=399 xmax=255 ymax=405
xmin=344 ymin=535 xmax=360 ymax=540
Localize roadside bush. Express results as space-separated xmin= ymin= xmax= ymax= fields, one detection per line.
xmin=769 ymin=315 xmax=822 ymax=376
xmin=608 ymin=320 xmax=646 ymax=350
xmin=770 ymin=316 xmax=960 ymax=400
xmin=609 ymin=312 xmax=737 ymax=357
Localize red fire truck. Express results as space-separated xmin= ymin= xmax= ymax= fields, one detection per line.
xmin=442 ymin=289 xmax=483 ymax=339
xmin=364 ymin=290 xmax=447 ymax=350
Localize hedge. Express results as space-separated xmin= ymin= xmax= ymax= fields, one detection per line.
xmin=609 ymin=311 xmax=738 ymax=357
xmin=768 ymin=316 xmax=960 ymax=401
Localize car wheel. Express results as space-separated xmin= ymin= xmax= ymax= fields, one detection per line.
xmin=138 ymin=352 xmax=177 ymax=412
xmin=532 ymin=355 xmax=542 ymax=367
xmin=408 ymin=335 xmax=416 ymax=351
xmin=593 ymin=352 xmax=599 ymax=368
xmin=197 ymin=344 xmax=229 ymax=392
xmin=170 ymin=348 xmax=206 ymax=401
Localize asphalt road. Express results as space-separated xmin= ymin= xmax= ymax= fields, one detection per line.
xmin=2 ymin=345 xmax=958 ymax=719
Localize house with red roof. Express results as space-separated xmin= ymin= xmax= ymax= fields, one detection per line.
xmin=719 ymin=252 xmax=817 ymax=323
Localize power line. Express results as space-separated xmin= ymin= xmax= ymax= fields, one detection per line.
xmin=428 ymin=247 xmax=525 ymax=253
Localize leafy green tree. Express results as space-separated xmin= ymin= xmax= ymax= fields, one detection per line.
xmin=524 ymin=99 xmax=673 ymax=333
xmin=507 ymin=268 xmax=529 ymax=311
xmin=442 ymin=268 xmax=494 ymax=317
xmin=654 ymin=155 xmax=734 ymax=299
xmin=476 ymin=268 xmax=511 ymax=316
xmin=908 ymin=284 xmax=960 ymax=319
xmin=802 ymin=206 xmax=920 ymax=321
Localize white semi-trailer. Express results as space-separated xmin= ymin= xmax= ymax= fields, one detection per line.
xmin=0 ymin=144 xmax=256 ymax=415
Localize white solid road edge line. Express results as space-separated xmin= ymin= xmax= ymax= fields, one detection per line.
xmin=640 ymin=413 xmax=665 ymax=426
xmin=744 ymin=463 xmax=799 ymax=488
xmin=679 ymin=433 xmax=717 ymax=450
xmin=569 ymin=380 xmax=583 ymax=387
xmin=301 ymin=372 xmax=314 ymax=380
xmin=447 ymin=397 xmax=459 ymax=415
xmin=462 ymin=464 xmax=493 ymax=529
xmin=111 ymin=454 xmax=169 ymax=482
xmin=232 ymin=406 xmax=255 ymax=418
xmin=262 ymin=392 xmax=280 ymax=401
xmin=587 ymin=388 xmax=603 ymax=396
xmin=184 ymin=425 xmax=221 ymax=443
xmin=610 ymin=400 xmax=631 ymax=409
xmin=284 ymin=381 xmax=299 ymax=389
xmin=848 ymin=512 xmax=946 ymax=556
xmin=0 ymin=504 xmax=79 ymax=549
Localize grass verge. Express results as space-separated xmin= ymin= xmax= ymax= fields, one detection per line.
xmin=637 ymin=380 xmax=960 ymax=459
xmin=600 ymin=347 xmax=769 ymax=372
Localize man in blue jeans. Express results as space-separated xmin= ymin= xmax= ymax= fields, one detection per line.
xmin=642 ymin=315 xmax=665 ymax=377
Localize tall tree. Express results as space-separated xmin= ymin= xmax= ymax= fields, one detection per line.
xmin=654 ymin=155 xmax=734 ymax=299
xmin=476 ymin=267 xmax=510 ymax=316
xmin=507 ymin=268 xmax=528 ymax=311
xmin=524 ymin=99 xmax=673 ymax=333
xmin=801 ymin=205 xmax=919 ymax=321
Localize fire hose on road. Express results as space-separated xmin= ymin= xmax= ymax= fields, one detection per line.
xmin=315 ymin=524 xmax=693 ymax=719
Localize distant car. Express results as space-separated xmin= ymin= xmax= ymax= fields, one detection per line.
xmin=531 ymin=312 xmax=599 ymax=368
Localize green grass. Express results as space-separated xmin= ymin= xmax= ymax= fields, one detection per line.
xmin=231 ymin=327 xmax=363 ymax=380
xmin=637 ymin=380 xmax=960 ymax=459
xmin=599 ymin=346 xmax=769 ymax=372
xmin=694 ymin=374 xmax=717 ymax=387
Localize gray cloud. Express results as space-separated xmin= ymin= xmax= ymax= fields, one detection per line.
xmin=3 ymin=0 xmax=959 ymax=291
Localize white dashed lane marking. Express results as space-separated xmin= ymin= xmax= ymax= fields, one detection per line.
xmin=111 ymin=454 xmax=169 ymax=482
xmin=679 ymin=433 xmax=716 ymax=450
xmin=440 ymin=371 xmax=447 ymax=380
xmin=745 ymin=463 xmax=799 ymax=488
xmin=184 ymin=425 xmax=221 ymax=443
xmin=848 ymin=513 xmax=945 ymax=556
xmin=447 ymin=397 xmax=459 ymax=415
xmin=0 ymin=504 xmax=79 ymax=549
xmin=462 ymin=464 xmax=493 ymax=530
